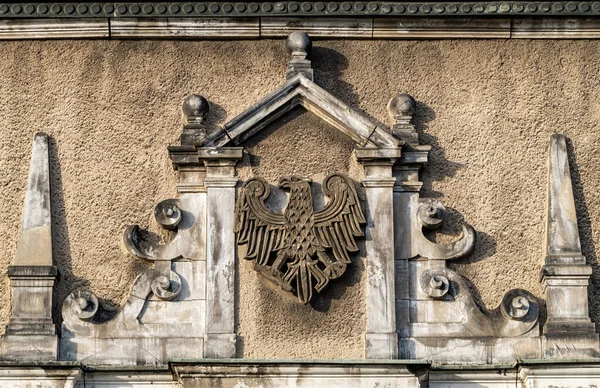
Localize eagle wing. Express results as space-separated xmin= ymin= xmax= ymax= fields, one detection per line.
xmin=235 ymin=178 xmax=287 ymax=267
xmin=313 ymin=173 xmax=366 ymax=271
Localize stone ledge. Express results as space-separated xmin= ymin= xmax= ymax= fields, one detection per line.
xmin=4 ymin=17 xmax=600 ymax=39
xmin=1 ymin=360 xmax=600 ymax=387
xmin=7 ymin=265 xmax=57 ymax=278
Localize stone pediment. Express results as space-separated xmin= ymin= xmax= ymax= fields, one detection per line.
xmin=180 ymin=32 xmax=401 ymax=150
xmin=209 ymin=73 xmax=400 ymax=148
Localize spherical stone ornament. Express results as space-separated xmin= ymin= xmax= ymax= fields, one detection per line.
xmin=286 ymin=31 xmax=312 ymax=54
xmin=387 ymin=93 xmax=416 ymax=117
xmin=182 ymin=94 xmax=209 ymax=119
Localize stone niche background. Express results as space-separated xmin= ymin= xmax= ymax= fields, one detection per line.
xmin=1 ymin=39 xmax=600 ymax=358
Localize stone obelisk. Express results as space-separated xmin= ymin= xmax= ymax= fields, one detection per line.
xmin=1 ymin=133 xmax=58 ymax=361
xmin=541 ymin=134 xmax=599 ymax=358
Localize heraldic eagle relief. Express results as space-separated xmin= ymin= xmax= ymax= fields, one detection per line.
xmin=235 ymin=173 xmax=366 ymax=304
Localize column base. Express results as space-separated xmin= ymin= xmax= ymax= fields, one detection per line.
xmin=0 ymin=334 xmax=58 ymax=361
xmin=5 ymin=318 xmax=56 ymax=335
xmin=544 ymin=320 xmax=597 ymax=336
xmin=543 ymin=326 xmax=600 ymax=358
xmin=365 ymin=332 xmax=398 ymax=359
xmin=204 ymin=333 xmax=236 ymax=358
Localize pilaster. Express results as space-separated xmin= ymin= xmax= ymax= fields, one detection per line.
xmin=387 ymin=94 xmax=432 ymax=344
xmin=199 ymin=147 xmax=243 ymax=358
xmin=356 ymin=147 xmax=402 ymax=359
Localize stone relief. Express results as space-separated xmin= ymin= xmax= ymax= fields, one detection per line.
xmin=234 ymin=173 xmax=366 ymax=303
xmin=1 ymin=32 xmax=598 ymax=383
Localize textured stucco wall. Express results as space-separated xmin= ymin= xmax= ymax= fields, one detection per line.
xmin=236 ymin=109 xmax=366 ymax=358
xmin=1 ymin=39 xmax=600 ymax=358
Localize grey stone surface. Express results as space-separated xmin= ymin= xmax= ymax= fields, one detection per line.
xmin=373 ymin=18 xmax=511 ymax=39
xmin=173 ymin=361 xmax=422 ymax=387
xmin=1 ymin=2 xmax=600 ymax=19
xmin=111 ymin=18 xmax=260 ymax=38
xmin=0 ymin=365 xmax=81 ymax=388
xmin=3 ymin=32 xmax=600 ymax=383
xmin=262 ymin=18 xmax=373 ymax=38
xmin=429 ymin=369 xmax=517 ymax=388
xmin=202 ymin=148 xmax=242 ymax=359
xmin=61 ymin=157 xmax=210 ymax=364
xmin=5 ymin=361 xmax=600 ymax=388
xmin=180 ymin=94 xmax=210 ymax=146
xmin=206 ymin=35 xmax=400 ymax=150
xmin=7 ymin=16 xmax=600 ymax=40
xmin=356 ymin=150 xmax=400 ymax=359
xmin=519 ymin=363 xmax=600 ymax=387
xmin=15 ymin=133 xmax=52 ymax=267
xmin=0 ymin=18 xmax=109 ymax=39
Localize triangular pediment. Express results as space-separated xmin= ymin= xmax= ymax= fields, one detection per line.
xmin=208 ymin=74 xmax=401 ymax=149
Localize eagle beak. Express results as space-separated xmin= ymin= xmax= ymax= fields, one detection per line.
xmin=279 ymin=176 xmax=311 ymax=189
xmin=278 ymin=177 xmax=290 ymax=189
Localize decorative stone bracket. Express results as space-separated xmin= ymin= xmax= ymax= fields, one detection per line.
xmin=390 ymin=93 xmax=542 ymax=363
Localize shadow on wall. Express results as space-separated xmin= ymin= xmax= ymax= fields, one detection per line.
xmin=203 ymin=100 xmax=227 ymax=130
xmin=567 ymin=138 xmax=600 ymax=329
xmin=414 ymin=101 xmax=463 ymax=198
xmin=49 ymin=137 xmax=120 ymax=331
xmin=413 ymin=101 xmax=501 ymax=314
xmin=312 ymin=47 xmax=387 ymax=130
xmin=49 ymin=136 xmax=89 ymax=331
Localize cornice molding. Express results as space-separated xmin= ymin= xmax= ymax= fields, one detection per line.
xmin=2 ymin=2 xmax=600 ymax=19
xmin=4 ymin=17 xmax=600 ymax=39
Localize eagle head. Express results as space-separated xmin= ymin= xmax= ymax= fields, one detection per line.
xmin=278 ymin=176 xmax=312 ymax=190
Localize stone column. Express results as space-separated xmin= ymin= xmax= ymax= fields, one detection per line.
xmin=541 ymin=134 xmax=599 ymax=357
xmin=1 ymin=133 xmax=57 ymax=361
xmin=356 ymin=147 xmax=402 ymax=359
xmin=199 ymin=147 xmax=243 ymax=358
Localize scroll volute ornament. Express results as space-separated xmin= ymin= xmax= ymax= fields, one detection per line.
xmin=235 ymin=173 xmax=366 ymax=304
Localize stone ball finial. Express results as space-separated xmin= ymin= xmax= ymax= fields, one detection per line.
xmin=182 ymin=94 xmax=209 ymax=120
xmin=387 ymin=93 xmax=416 ymax=117
xmin=286 ymin=31 xmax=312 ymax=54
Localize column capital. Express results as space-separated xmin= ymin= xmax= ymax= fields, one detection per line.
xmin=168 ymin=146 xmax=243 ymax=170
xmin=198 ymin=147 xmax=244 ymax=164
xmin=204 ymin=177 xmax=239 ymax=189
xmin=362 ymin=177 xmax=396 ymax=188
xmin=355 ymin=147 xmax=402 ymax=165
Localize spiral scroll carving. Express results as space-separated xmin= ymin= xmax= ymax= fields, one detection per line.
xmin=420 ymin=270 xmax=451 ymax=299
xmin=151 ymin=271 xmax=182 ymax=301
xmin=501 ymin=289 xmax=537 ymax=321
xmin=418 ymin=199 xmax=445 ymax=230
xmin=153 ymin=199 xmax=182 ymax=230
xmin=65 ymin=290 xmax=99 ymax=321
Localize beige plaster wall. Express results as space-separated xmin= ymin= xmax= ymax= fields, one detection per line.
xmin=236 ymin=109 xmax=366 ymax=358
xmin=1 ymin=38 xmax=600 ymax=358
